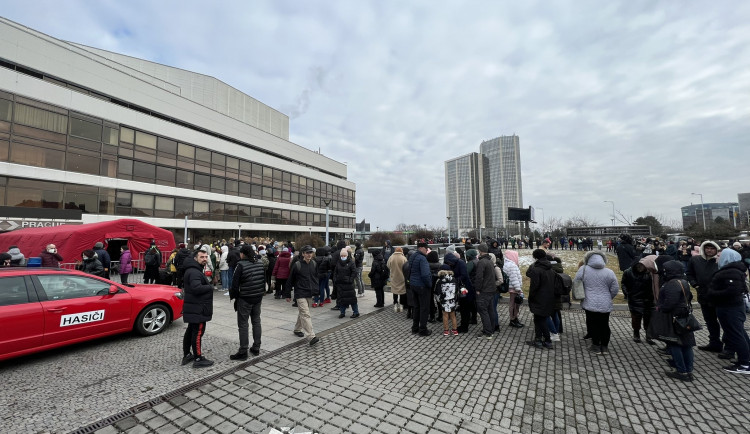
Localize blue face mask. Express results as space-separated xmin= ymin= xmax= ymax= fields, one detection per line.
xmin=340 ymin=256 xmax=348 ymax=261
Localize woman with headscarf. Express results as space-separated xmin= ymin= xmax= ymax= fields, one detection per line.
xmin=708 ymin=248 xmax=750 ymax=374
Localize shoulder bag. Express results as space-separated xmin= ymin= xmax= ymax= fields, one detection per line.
xmin=673 ymin=281 xmax=702 ymax=334
xmin=572 ymin=265 xmax=586 ymax=301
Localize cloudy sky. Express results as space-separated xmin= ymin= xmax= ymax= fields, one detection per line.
xmin=3 ymin=1 xmax=749 ymax=231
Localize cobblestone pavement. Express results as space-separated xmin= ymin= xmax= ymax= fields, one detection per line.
xmin=5 ymin=287 xmax=750 ymax=433
xmin=66 ymin=296 xmax=750 ymax=434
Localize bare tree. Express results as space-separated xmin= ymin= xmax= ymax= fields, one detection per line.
xmin=564 ymin=213 xmax=601 ymax=227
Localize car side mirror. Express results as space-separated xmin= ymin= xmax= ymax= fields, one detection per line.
xmin=109 ymin=285 xmax=119 ymax=295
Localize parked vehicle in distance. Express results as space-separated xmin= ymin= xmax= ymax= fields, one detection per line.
xmin=1 ymin=267 xmax=183 ymax=361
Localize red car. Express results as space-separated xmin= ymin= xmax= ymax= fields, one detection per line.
xmin=1 ymin=267 xmax=183 ymax=361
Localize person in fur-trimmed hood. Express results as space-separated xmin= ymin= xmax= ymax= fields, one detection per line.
xmin=574 ymin=251 xmax=619 ymax=355
xmin=686 ymin=240 xmax=723 ymax=353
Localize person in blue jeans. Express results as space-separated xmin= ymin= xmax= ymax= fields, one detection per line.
xmin=658 ymin=260 xmax=696 ymax=381
xmin=709 ymin=248 xmax=750 ymax=374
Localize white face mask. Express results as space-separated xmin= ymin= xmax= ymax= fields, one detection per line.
xmin=48 ymin=248 xmax=56 ymax=253
xmin=340 ymin=256 xmax=348 ymax=261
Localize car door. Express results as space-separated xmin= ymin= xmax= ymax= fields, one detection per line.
xmin=35 ymin=274 xmax=132 ymax=346
xmin=0 ymin=275 xmax=44 ymax=358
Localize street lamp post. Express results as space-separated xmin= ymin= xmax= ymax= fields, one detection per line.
xmin=238 ymin=224 xmax=242 ymax=241
xmin=446 ymin=216 xmax=451 ymax=242
xmin=322 ymin=198 xmax=332 ymax=246
xmin=603 ymin=201 xmax=615 ymax=226
xmin=691 ymin=193 xmax=706 ymax=231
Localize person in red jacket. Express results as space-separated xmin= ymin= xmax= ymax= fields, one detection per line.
xmin=272 ymin=248 xmax=292 ymax=299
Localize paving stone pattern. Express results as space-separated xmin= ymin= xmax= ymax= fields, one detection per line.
xmin=81 ymin=302 xmax=750 ymax=434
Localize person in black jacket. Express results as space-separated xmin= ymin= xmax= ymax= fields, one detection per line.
xmin=181 ymin=249 xmax=214 ymax=368
xmin=315 ymin=246 xmax=332 ymax=306
xmin=708 ymin=249 xmax=750 ymax=374
xmin=368 ymin=249 xmax=388 ymax=308
xmin=173 ymin=244 xmax=191 ymax=289
xmin=285 ymin=245 xmax=320 ymax=345
xmin=526 ymin=249 xmax=556 ymax=349
xmin=93 ymin=242 xmax=111 ymax=278
xmin=354 ymin=242 xmax=365 ymax=296
xmin=686 ymin=241 xmax=723 ymax=353
xmin=333 ymin=248 xmax=359 ymax=318
xmin=621 ymin=262 xmax=655 ymax=344
xmin=658 ymin=260 xmax=695 ymax=382
xmin=616 ymin=234 xmax=638 ymax=274
xmin=229 ymin=245 xmax=265 ymax=360
xmin=226 ymin=240 xmax=242 ymax=289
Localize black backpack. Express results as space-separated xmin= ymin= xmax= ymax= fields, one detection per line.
xmin=145 ymin=251 xmax=158 ymax=267
xmin=554 ymin=272 xmax=573 ymax=296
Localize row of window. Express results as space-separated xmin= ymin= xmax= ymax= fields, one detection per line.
xmin=0 ymin=177 xmax=354 ymax=228
xmin=0 ymin=91 xmax=356 ymax=213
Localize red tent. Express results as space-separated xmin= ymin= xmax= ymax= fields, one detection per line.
xmin=0 ymin=219 xmax=175 ymax=265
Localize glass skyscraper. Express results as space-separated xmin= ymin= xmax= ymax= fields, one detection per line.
xmin=444 ymin=135 xmax=522 ymax=237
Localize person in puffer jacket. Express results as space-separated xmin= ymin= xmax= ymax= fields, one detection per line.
xmin=575 ymin=251 xmax=619 ymax=355
xmin=708 ymin=248 xmax=750 ymax=374
xmin=503 ymin=252 xmax=524 ymax=328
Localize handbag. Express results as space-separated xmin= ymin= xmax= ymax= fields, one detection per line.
xmin=204 ymin=270 xmax=213 ymax=277
xmin=647 ymin=308 xmax=681 ymax=344
xmin=571 ymin=265 xmax=586 ymax=301
xmin=514 ymin=293 xmax=524 ymax=305
xmin=673 ymin=281 xmax=702 ymax=334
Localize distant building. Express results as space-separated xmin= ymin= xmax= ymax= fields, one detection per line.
xmin=444 ymin=135 xmax=523 ymax=237
xmin=355 ymin=219 xmax=371 ymax=233
xmin=681 ymin=202 xmax=739 ymax=229
xmin=739 ymin=193 xmax=750 ymax=227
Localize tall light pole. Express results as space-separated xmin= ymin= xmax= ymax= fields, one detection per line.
xmin=691 ymin=193 xmax=706 ymax=231
xmin=446 ymin=216 xmax=451 ymax=242
xmin=322 ymin=198 xmax=331 ymax=246
xmin=238 ymin=224 xmax=242 ymax=241
xmin=603 ymin=201 xmax=615 ymax=226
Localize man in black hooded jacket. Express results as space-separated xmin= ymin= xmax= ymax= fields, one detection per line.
xmin=181 ymin=249 xmax=214 ymax=368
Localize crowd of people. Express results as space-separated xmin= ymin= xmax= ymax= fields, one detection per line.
xmin=2 ymin=233 xmax=748 ymax=379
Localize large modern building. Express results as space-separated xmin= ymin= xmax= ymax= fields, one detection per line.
xmin=0 ymin=18 xmax=356 ymax=244
xmin=739 ymin=193 xmax=750 ymax=228
xmin=681 ymin=202 xmax=739 ymax=229
xmin=444 ymin=135 xmax=522 ymax=237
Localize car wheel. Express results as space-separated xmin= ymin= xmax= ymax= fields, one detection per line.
xmin=135 ymin=304 xmax=171 ymax=336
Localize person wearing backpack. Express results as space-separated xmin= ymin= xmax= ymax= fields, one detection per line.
xmin=143 ymin=244 xmax=161 ymax=284
xmin=173 ymin=243 xmax=191 ymax=289
xmin=368 ymin=249 xmax=388 ymax=308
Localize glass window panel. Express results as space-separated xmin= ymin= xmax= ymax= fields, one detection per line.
xmin=157 ymin=137 xmax=177 ymax=154
xmin=175 ymin=198 xmax=193 ymax=218
xmin=120 ymin=127 xmax=134 ymax=143
xmin=272 ymin=188 xmax=281 ymax=201
xmin=251 ymin=184 xmax=262 ymax=198
xmin=64 ymin=188 xmax=98 ymax=213
xmin=0 ymin=140 xmax=8 ymax=162
xmin=66 ymin=149 xmax=100 ymax=175
xmin=133 ymin=149 xmax=156 ymax=162
xmin=195 ymin=148 xmax=211 ymax=163
xmin=211 ymin=152 xmax=225 ymax=167
xmin=239 ymin=182 xmax=251 ymax=198
xmin=103 ymin=126 xmax=118 ymax=145
xmin=155 ymin=196 xmax=174 ymax=211
xmin=156 ymin=166 xmax=176 ymax=184
xmin=226 ymin=179 xmax=238 ymax=194
xmin=273 ymin=169 xmax=282 ymax=181
xmin=38 ymin=275 xmax=111 ymax=301
xmin=118 ymin=158 xmax=133 ymax=176
xmin=0 ymin=99 xmax=12 ymax=122
xmin=10 ymin=143 xmax=65 ymax=170
xmin=262 ymin=186 xmax=272 ymax=200
xmin=194 ymin=200 xmax=209 ymax=213
xmin=226 ymin=157 xmax=239 ymax=170
xmin=135 ymin=131 xmax=156 ymax=149
xmin=237 ymin=205 xmax=251 ymax=219
xmin=6 ymin=179 xmax=63 ymax=209
xmin=132 ymin=162 xmax=155 ymax=179
xmin=177 ymin=143 xmax=194 ymax=158
xmin=116 ymin=191 xmax=132 ymax=207
xmin=176 ymin=170 xmax=194 ymax=186
xmin=70 ymin=118 xmax=102 ymax=141
xmin=99 ymin=189 xmax=115 ymax=214
xmin=224 ymin=204 xmax=238 ymax=221
xmin=282 ymin=190 xmax=290 ymax=203
xmin=14 ymin=104 xmax=67 ymax=133
xmin=211 ymin=177 xmax=225 ymax=193
xmin=131 ymin=193 xmax=154 ymax=216
xmin=194 ymin=173 xmax=210 ymax=188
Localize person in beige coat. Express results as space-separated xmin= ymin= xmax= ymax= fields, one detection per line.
xmin=387 ymin=247 xmax=408 ymax=312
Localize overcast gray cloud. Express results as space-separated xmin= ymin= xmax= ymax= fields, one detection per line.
xmin=4 ymin=1 xmax=749 ymax=230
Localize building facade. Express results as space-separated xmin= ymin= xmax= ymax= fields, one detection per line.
xmin=681 ymin=202 xmax=739 ymax=229
xmin=444 ymin=135 xmax=523 ymax=237
xmin=738 ymin=193 xmax=750 ymax=228
xmin=0 ymin=18 xmax=355 ymax=243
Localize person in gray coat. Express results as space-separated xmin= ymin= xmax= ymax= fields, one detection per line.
xmin=575 ymin=251 xmax=619 ymax=355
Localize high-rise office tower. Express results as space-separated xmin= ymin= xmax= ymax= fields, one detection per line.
xmin=444 ymin=135 xmax=522 ymax=237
